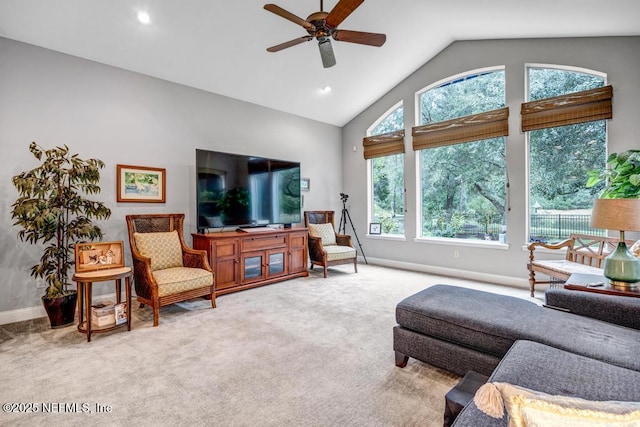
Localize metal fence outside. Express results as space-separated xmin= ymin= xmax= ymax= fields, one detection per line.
xmin=530 ymin=214 xmax=606 ymax=242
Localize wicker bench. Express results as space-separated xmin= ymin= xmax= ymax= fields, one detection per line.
xmin=527 ymin=233 xmax=635 ymax=297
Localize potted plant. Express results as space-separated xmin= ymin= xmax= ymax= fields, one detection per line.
xmin=586 ymin=150 xmax=640 ymax=198
xmin=11 ymin=142 xmax=111 ymax=327
xmin=586 ymin=150 xmax=640 ymax=287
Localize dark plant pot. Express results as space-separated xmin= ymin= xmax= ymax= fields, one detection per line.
xmin=42 ymin=292 xmax=77 ymax=328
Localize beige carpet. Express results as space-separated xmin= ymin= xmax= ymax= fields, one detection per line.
xmin=0 ymin=264 xmax=536 ymax=426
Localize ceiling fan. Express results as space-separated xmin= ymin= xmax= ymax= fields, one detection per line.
xmin=264 ymin=0 xmax=386 ymax=68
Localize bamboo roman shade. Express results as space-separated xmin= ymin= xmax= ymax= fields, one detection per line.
xmin=362 ymin=129 xmax=405 ymax=159
xmin=521 ymin=85 xmax=613 ymax=132
xmin=412 ymin=107 xmax=509 ymax=151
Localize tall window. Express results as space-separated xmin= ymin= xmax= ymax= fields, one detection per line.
xmin=527 ymin=66 xmax=607 ymax=243
xmin=368 ymin=103 xmax=405 ymax=235
xmin=416 ymin=69 xmax=507 ymax=241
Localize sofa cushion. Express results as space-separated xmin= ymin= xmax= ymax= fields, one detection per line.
xmin=324 ymin=245 xmax=356 ymax=261
xmin=152 ymin=267 xmax=213 ymax=297
xmin=134 ymin=231 xmax=183 ymax=271
xmin=453 ymin=340 xmax=640 ymax=427
xmin=308 ymin=223 xmax=337 ymax=246
xmin=530 ymin=259 xmax=603 ymax=275
xmin=396 ymin=285 xmax=640 ymax=372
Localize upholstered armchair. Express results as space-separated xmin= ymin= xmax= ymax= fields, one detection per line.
xmin=126 ymin=213 xmax=215 ymax=326
xmin=304 ymin=211 xmax=358 ymax=278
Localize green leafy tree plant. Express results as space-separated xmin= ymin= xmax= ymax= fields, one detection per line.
xmin=587 ymin=150 xmax=640 ymax=198
xmin=11 ymin=142 xmax=111 ymax=299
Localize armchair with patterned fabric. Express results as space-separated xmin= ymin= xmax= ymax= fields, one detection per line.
xmin=126 ymin=213 xmax=215 ymax=326
xmin=304 ymin=211 xmax=358 ymax=278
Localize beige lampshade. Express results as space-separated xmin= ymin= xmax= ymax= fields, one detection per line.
xmin=590 ymin=198 xmax=640 ymax=231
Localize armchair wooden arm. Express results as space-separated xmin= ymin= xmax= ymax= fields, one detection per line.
xmin=528 ymin=238 xmax=573 ymax=253
xmin=336 ymin=234 xmax=353 ymax=247
xmin=182 ymin=247 xmax=212 ymax=271
xmin=307 ymin=235 xmax=326 ymax=264
xmin=130 ymin=252 xmax=156 ymax=302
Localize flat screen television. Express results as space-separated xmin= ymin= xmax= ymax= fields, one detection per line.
xmin=196 ymin=149 xmax=301 ymax=231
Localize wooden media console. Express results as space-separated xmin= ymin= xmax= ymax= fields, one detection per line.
xmin=192 ymin=227 xmax=308 ymax=296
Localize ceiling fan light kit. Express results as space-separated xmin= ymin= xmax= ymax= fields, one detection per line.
xmin=264 ymin=0 xmax=386 ymax=68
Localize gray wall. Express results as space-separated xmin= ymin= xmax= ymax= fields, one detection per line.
xmin=342 ymin=37 xmax=640 ymax=285
xmin=0 ymin=37 xmax=342 ymax=321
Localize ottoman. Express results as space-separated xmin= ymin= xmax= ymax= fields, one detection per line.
xmin=393 ymin=285 xmax=640 ymax=376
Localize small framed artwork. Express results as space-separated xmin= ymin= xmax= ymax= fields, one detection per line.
xmin=75 ymin=241 xmax=125 ymax=272
xmin=369 ymin=223 xmax=382 ymax=235
xmin=117 ymin=164 xmax=166 ymax=203
xmin=300 ymin=178 xmax=310 ymax=192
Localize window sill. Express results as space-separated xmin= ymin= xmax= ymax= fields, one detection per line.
xmin=414 ymin=236 xmax=509 ymax=250
xmin=366 ymin=234 xmax=406 ymax=242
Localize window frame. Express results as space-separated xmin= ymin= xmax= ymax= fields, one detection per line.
xmin=524 ymin=63 xmax=608 ymax=244
xmin=414 ymin=66 xmax=508 ymax=247
xmin=366 ymin=100 xmax=406 ymax=239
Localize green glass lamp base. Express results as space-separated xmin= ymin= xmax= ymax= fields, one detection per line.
xmin=603 ymin=242 xmax=640 ymax=290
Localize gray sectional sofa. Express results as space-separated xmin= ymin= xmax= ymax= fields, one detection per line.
xmin=393 ymin=284 xmax=640 ymax=426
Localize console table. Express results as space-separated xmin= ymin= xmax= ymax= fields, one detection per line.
xmin=192 ymin=228 xmax=308 ymax=296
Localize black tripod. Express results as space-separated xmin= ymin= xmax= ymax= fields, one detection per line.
xmin=338 ymin=193 xmax=367 ymax=264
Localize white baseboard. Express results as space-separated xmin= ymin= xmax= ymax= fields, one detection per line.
xmin=1 ymin=261 xmax=531 ymax=325
xmin=361 ymin=256 xmax=530 ymax=289
xmin=0 ymin=293 xmax=121 ymax=326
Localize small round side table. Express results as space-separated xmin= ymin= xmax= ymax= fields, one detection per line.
xmin=73 ymin=266 xmax=133 ymax=342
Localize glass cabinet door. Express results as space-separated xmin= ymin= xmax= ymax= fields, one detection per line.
xmin=243 ymin=254 xmax=263 ymax=281
xmin=268 ymin=251 xmax=285 ymax=276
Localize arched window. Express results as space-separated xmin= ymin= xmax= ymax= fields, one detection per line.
xmin=526 ymin=65 xmax=607 ymax=243
xmin=415 ymin=68 xmax=507 ymax=242
xmin=367 ymin=102 xmax=405 ymax=235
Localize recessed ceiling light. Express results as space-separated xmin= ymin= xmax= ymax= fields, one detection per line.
xmin=321 ymin=85 xmax=332 ymax=93
xmin=137 ymin=11 xmax=151 ymax=25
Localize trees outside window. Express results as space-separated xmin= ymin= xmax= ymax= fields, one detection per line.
xmin=527 ymin=66 xmax=607 ymax=243
xmin=418 ymin=70 xmax=507 ymax=241
xmin=369 ymin=104 xmax=404 ymax=235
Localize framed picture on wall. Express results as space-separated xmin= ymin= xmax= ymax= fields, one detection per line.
xmin=369 ymin=223 xmax=381 ymax=235
xmin=300 ymin=178 xmax=310 ymax=192
xmin=116 ymin=164 xmax=166 ymax=203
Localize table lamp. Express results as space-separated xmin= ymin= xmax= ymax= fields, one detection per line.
xmin=590 ymin=198 xmax=640 ymax=289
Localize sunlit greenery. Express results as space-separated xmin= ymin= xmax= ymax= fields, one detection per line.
xmin=368 ymin=67 xmax=608 ymax=243
xmin=370 ymin=105 xmax=404 ymax=234
xmin=419 ymin=70 xmax=506 ymax=240
xmin=528 ymin=67 xmax=606 ymax=242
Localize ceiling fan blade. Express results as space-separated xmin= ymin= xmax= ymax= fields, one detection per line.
xmin=267 ymin=36 xmax=314 ymax=52
xmin=325 ymin=0 xmax=364 ymax=28
xmin=318 ymin=38 xmax=336 ymax=68
xmin=332 ymin=30 xmax=386 ymax=47
xmin=264 ymin=4 xmax=315 ymax=30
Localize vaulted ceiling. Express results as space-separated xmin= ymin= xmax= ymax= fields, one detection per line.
xmin=0 ymin=0 xmax=638 ymax=126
